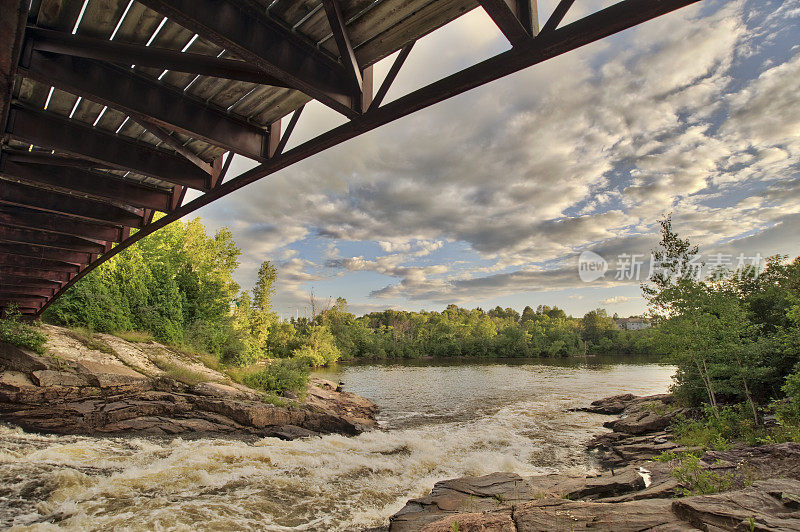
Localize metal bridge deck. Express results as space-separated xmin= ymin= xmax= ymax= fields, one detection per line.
xmin=0 ymin=0 xmax=699 ymax=316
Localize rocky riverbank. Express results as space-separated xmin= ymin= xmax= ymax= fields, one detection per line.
xmin=388 ymin=394 xmax=800 ymax=531
xmin=0 ymin=325 xmax=377 ymax=438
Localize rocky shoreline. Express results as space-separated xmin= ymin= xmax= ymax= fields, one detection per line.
xmin=387 ymin=394 xmax=800 ymax=531
xmin=0 ymin=325 xmax=377 ymax=439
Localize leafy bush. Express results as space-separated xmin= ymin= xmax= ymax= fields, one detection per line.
xmin=240 ymin=358 xmax=310 ymax=396
xmin=776 ymin=366 xmax=800 ymax=423
xmin=0 ymin=306 xmax=48 ymax=354
xmin=671 ymin=453 xmax=735 ymax=496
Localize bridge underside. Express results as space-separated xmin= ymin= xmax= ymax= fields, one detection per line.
xmin=0 ymin=0 xmax=699 ymax=317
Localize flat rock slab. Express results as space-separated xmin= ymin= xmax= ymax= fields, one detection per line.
xmin=390 ymin=469 xmax=649 ymax=531
xmin=514 ymin=497 xmax=681 ymax=531
xmin=673 ymin=478 xmax=800 ymax=532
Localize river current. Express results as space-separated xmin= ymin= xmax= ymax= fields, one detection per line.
xmin=1 ymin=357 xmax=673 ymax=530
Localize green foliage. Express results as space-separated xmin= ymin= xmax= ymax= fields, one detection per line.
xmin=671 ymin=453 xmax=735 ymax=496
xmin=645 ymin=215 xmax=800 ymax=416
xmin=671 ymin=405 xmax=800 ymax=452
xmin=0 ymin=306 xmax=48 ymax=354
xmin=239 ymin=359 xmax=310 ymax=396
xmin=45 ymin=215 xmax=243 ymax=357
xmin=292 ymin=325 xmax=341 ymax=367
xmin=775 ymin=366 xmax=800 ymax=424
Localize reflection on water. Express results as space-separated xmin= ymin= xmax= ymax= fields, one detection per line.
xmin=1 ymin=357 xmax=674 ymax=530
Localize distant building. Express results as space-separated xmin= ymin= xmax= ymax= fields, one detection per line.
xmin=614 ymin=317 xmax=651 ymax=331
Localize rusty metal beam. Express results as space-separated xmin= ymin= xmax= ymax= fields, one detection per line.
xmin=0 ymin=0 xmax=27 ymax=137
xmin=137 ymin=0 xmax=358 ymax=118
xmin=1 ymin=267 xmax=71 ymax=283
xmin=0 ymin=206 xmax=120 ymax=243
xmin=20 ymin=50 xmax=269 ymax=162
xmin=274 ymin=106 xmax=304 ymax=158
xmin=5 ymin=149 xmax=103 ymax=170
xmin=132 ymin=116 xmax=213 ymax=174
xmin=479 ymin=0 xmax=538 ymax=46
xmin=0 ymin=252 xmax=81 ymax=273
xmin=541 ymin=0 xmax=575 ymax=33
xmin=0 ymin=225 xmax=106 ymax=254
xmin=0 ymin=156 xmax=172 ymax=212
xmin=323 ymin=0 xmax=362 ymax=95
xmin=35 ymin=0 xmax=702 ymax=317
xmin=25 ymin=27 xmax=292 ymax=87
xmin=0 ymin=179 xmax=143 ymax=227
xmin=0 ymin=275 xmax=62 ymax=289
xmin=371 ymin=42 xmax=414 ymax=110
xmin=0 ymin=288 xmax=52 ymax=298
xmin=0 ymin=241 xmax=90 ymax=264
xmin=6 ymin=105 xmax=210 ymax=190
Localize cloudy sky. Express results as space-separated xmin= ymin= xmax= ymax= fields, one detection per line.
xmin=185 ymin=0 xmax=800 ymax=318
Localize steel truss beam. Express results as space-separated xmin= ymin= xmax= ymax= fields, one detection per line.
xmin=0 ymin=179 xmax=143 ymax=227
xmin=20 ymin=47 xmax=270 ymax=161
xmin=25 ymin=0 xmax=700 ymax=317
xmin=6 ymin=105 xmax=211 ymax=190
xmin=0 ymin=252 xmax=81 ymax=273
xmin=2 ymin=267 xmax=71 ymax=283
xmin=323 ymin=0 xmax=362 ymax=94
xmin=0 ymin=242 xmax=90 ymax=264
xmin=1 ymin=156 xmax=172 ymax=212
xmin=136 ymin=0 xmax=359 ymax=117
xmin=25 ymin=27 xmax=291 ymax=87
xmin=479 ymin=0 xmax=538 ymax=46
xmin=1 ymin=276 xmax=63 ymax=289
xmin=0 ymin=0 xmax=27 ymax=136
xmin=0 ymin=206 xmax=121 ymax=242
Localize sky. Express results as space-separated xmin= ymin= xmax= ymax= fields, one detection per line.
xmin=184 ymin=0 xmax=800 ymax=319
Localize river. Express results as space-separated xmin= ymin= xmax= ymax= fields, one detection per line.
xmin=0 ymin=356 xmax=674 ymax=530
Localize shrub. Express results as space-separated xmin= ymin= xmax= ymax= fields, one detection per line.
xmin=0 ymin=306 xmax=48 ymax=354
xmin=240 ymin=358 xmax=310 ymax=396
xmin=775 ymin=366 xmax=800 ymax=423
xmin=671 ymin=453 xmax=735 ymax=496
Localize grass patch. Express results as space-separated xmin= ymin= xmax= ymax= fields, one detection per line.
xmin=228 ymin=358 xmax=309 ymax=397
xmin=65 ymin=327 xmax=116 ymax=355
xmin=151 ymin=356 xmax=210 ymax=386
xmin=0 ymin=306 xmax=47 ymax=354
xmin=113 ymin=330 xmax=154 ymax=343
xmin=671 ymin=404 xmax=800 ymax=452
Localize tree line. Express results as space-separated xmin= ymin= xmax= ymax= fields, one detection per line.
xmin=42 ymin=215 xmax=656 ymax=368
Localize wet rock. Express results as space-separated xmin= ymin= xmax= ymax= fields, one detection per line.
xmin=672 ymin=478 xmax=800 ymax=531
xmin=577 ymin=393 xmax=638 ymax=414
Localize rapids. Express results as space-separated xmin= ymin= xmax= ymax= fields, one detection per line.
xmin=0 ymin=357 xmax=674 ymax=530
